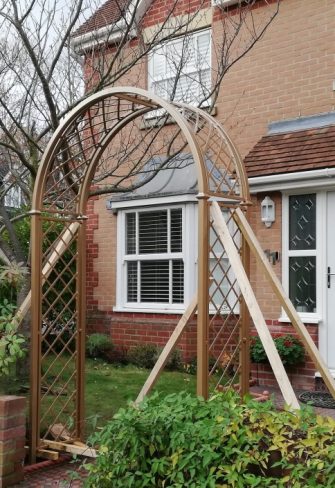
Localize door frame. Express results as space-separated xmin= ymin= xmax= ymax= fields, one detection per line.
xmin=282 ymin=190 xmax=328 ymax=365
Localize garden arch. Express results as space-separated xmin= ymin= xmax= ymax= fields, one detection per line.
xmin=30 ymin=87 xmax=335 ymax=462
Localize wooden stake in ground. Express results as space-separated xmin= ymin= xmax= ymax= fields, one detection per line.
xmin=135 ymin=296 xmax=197 ymax=404
xmin=234 ymin=206 xmax=335 ymax=400
xmin=210 ymin=201 xmax=300 ymax=410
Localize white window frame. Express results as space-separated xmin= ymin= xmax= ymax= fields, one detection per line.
xmin=114 ymin=197 xmax=240 ymax=315
xmin=115 ymin=200 xmax=198 ymax=313
xmin=4 ymin=184 xmax=22 ymax=208
xmin=148 ymin=29 xmax=211 ymax=107
xmin=281 ymin=191 xmax=324 ymax=324
xmin=3 ymin=172 xmax=24 ymax=209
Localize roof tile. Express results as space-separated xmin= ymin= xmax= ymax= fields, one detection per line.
xmin=244 ymin=125 xmax=335 ymax=178
xmin=73 ymin=0 xmax=129 ymax=37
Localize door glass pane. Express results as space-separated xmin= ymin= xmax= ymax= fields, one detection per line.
xmin=289 ymin=256 xmax=316 ymax=313
xmin=289 ymin=194 xmax=316 ymax=250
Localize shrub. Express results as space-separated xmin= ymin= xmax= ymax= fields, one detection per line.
xmin=86 ymin=391 xmax=335 ymax=488
xmin=159 ymin=347 xmax=182 ymax=371
xmin=127 ymin=344 xmax=182 ymax=371
xmin=251 ymin=334 xmax=305 ymax=366
xmin=127 ymin=344 xmax=158 ymax=369
xmin=0 ymin=300 xmax=26 ymax=376
xmin=86 ymin=333 xmax=113 ymax=360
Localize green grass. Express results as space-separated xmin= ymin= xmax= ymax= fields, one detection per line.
xmin=84 ymin=359 xmax=197 ymax=433
xmin=2 ymin=356 xmax=198 ymax=437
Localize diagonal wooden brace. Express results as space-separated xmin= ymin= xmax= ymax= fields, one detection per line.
xmin=234 ymin=206 xmax=335 ymax=400
xmin=211 ymin=201 xmax=300 ymax=409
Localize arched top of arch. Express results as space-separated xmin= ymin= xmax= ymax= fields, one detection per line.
xmin=32 ymin=87 xmax=250 ymax=217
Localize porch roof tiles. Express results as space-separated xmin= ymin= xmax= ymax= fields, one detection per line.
xmin=244 ymin=124 xmax=335 ymax=178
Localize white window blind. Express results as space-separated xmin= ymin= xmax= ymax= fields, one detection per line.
xmin=148 ymin=30 xmax=211 ymax=106
xmin=124 ymin=208 xmax=184 ymax=305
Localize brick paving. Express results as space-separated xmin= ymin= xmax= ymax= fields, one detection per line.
xmin=13 ymin=388 xmax=335 ymax=487
xmin=13 ymin=458 xmax=88 ymax=487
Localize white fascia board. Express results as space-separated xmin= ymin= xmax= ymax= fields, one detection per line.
xmin=107 ymin=194 xmax=198 ymax=211
xmin=212 ymin=0 xmax=239 ymax=6
xmin=71 ymin=0 xmax=153 ymax=53
xmin=248 ymin=168 xmax=335 ymax=193
xmin=71 ymin=21 xmax=129 ymax=53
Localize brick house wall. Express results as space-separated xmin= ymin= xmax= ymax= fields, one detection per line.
xmin=84 ymin=0 xmax=335 ymax=390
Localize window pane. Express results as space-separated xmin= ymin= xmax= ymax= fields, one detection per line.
xmin=152 ymin=47 xmax=165 ymax=78
xmin=126 ymin=213 xmax=136 ymax=254
xmin=140 ymin=260 xmax=169 ymax=303
xmin=289 ymin=194 xmax=316 ymax=250
xmin=127 ymin=262 xmax=138 ymax=302
xmin=289 ymin=256 xmax=316 ymax=313
xmin=150 ymin=31 xmax=211 ymax=105
xmin=197 ymin=32 xmax=210 ymax=69
xmin=139 ymin=210 xmax=168 ymax=254
xmin=172 ymin=260 xmax=184 ymax=303
xmin=171 ymin=208 xmax=182 ymax=252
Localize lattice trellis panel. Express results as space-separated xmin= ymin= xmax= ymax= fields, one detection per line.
xmin=30 ymin=88 xmax=251 ymax=462
xmin=208 ymin=207 xmax=244 ymax=394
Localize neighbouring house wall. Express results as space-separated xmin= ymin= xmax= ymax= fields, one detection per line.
xmin=84 ymin=0 xmax=334 ymax=389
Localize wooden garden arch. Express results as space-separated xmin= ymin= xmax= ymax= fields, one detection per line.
xmin=29 ymin=87 xmax=335 ymax=462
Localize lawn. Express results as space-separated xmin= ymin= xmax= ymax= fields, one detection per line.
xmin=84 ymin=359 xmax=197 ymax=433
xmin=0 ymin=356 xmax=197 ymax=436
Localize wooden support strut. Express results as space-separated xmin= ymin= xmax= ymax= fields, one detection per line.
xmin=210 ymin=201 xmax=300 ymax=409
xmin=135 ymin=295 xmax=197 ymax=404
xmin=41 ymin=440 xmax=97 ymax=458
xmin=234 ymin=206 xmax=335 ymax=399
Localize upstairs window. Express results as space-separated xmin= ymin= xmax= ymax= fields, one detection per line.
xmin=148 ymin=29 xmax=211 ymax=106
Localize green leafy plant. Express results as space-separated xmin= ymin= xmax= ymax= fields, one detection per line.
xmin=183 ymin=355 xmax=228 ymax=376
xmin=251 ymin=334 xmax=305 ymax=366
xmin=0 ymin=300 xmax=26 ymax=375
xmin=86 ymin=333 xmax=113 ymax=360
xmin=85 ymin=391 xmax=335 ymax=488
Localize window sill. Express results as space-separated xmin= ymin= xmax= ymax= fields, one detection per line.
xmin=315 ymin=370 xmax=335 ymax=378
xmin=278 ymin=315 xmax=322 ymax=325
xmin=140 ymin=105 xmax=217 ymax=130
xmin=113 ymin=306 xmax=186 ymax=314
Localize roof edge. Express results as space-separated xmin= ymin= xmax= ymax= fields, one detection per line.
xmin=268 ymin=112 xmax=335 ymax=135
xmin=71 ymin=0 xmax=153 ymax=53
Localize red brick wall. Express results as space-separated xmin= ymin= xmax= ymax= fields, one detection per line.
xmin=0 ymin=396 xmax=25 ymax=487
xmin=251 ymin=323 xmax=319 ymax=391
xmin=84 ymin=0 xmax=335 ymax=390
xmin=87 ymin=311 xmax=197 ymax=361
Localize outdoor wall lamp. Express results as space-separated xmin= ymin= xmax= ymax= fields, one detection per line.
xmin=261 ymin=195 xmax=275 ymax=227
